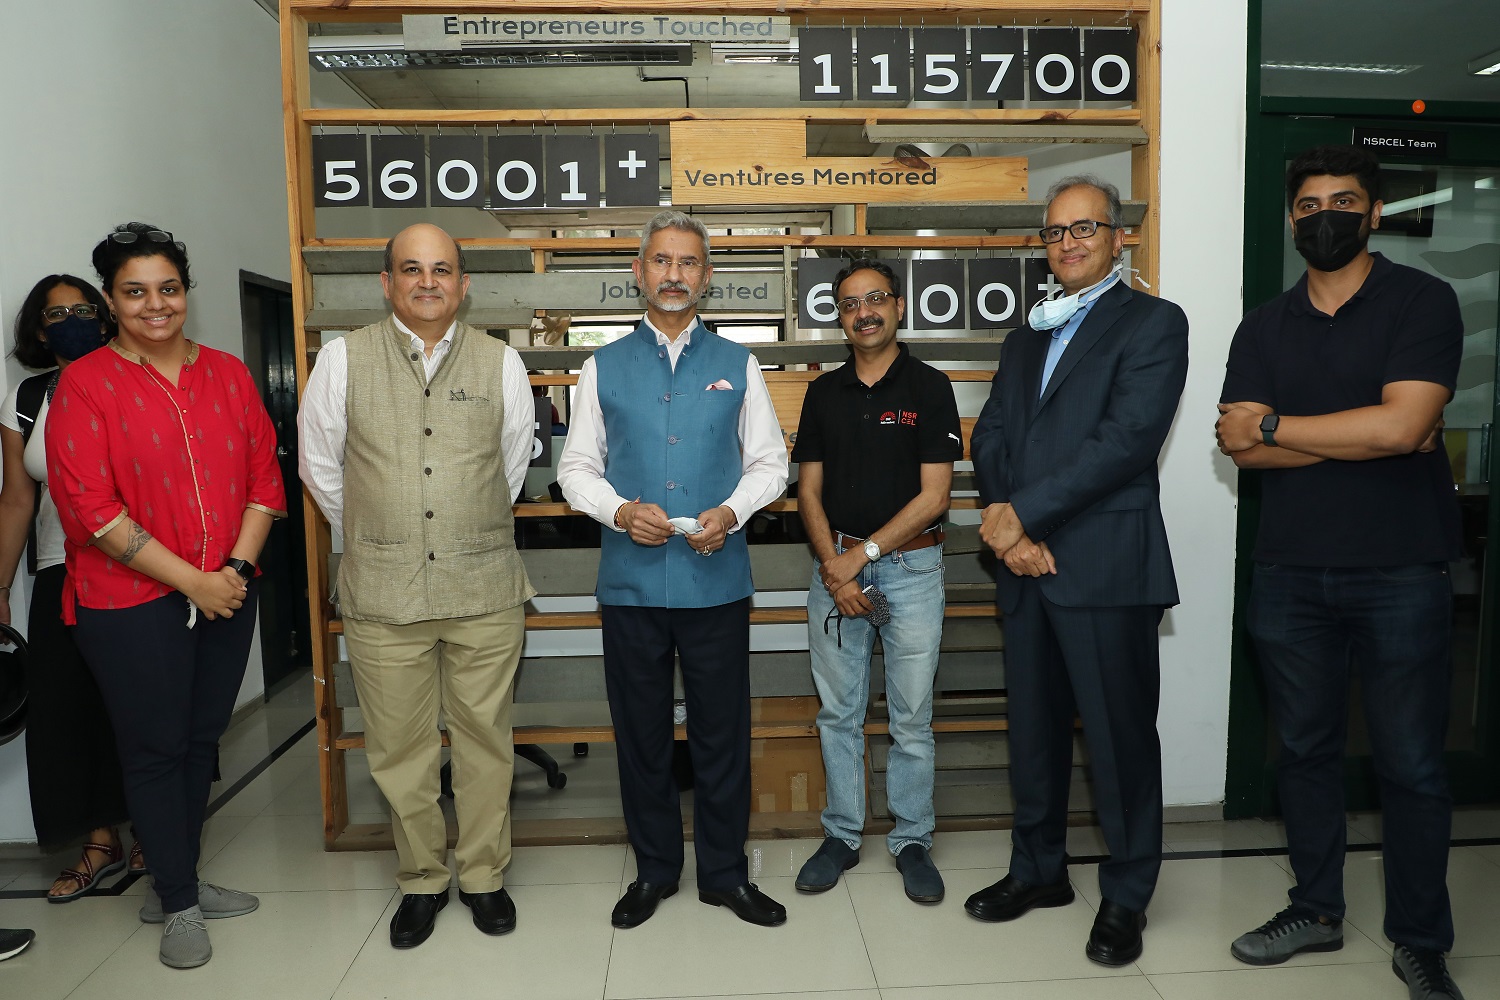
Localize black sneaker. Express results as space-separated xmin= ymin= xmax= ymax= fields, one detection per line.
xmin=1392 ymin=944 xmax=1465 ymax=1000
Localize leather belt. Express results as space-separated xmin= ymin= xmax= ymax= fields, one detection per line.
xmin=834 ymin=527 xmax=945 ymax=554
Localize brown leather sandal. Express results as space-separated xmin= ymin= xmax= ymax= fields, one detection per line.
xmin=48 ymin=841 xmax=126 ymax=903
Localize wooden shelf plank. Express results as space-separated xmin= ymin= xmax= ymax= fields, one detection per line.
xmin=327 ymin=601 xmax=997 ymax=634
xmin=302 ymin=107 xmax=1143 ymax=127
xmin=304 ymin=233 xmax=1141 ymax=252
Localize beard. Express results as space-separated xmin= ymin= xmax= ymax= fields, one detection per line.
xmin=645 ymin=278 xmax=703 ymax=313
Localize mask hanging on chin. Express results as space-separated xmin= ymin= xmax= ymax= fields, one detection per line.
xmin=1027 ymin=267 xmax=1122 ymax=332
xmin=42 ymin=315 xmax=108 ymax=362
xmin=1293 ymin=209 xmax=1370 ymax=273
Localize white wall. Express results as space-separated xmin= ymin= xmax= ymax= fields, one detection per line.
xmin=0 ymin=0 xmax=292 ymax=841
xmin=1155 ymin=4 xmax=1249 ymax=806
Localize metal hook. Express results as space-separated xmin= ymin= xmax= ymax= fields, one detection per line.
xmin=436 ymin=122 xmax=442 ymax=136
xmin=611 ymin=121 xmax=618 ymax=135
xmin=315 ymin=123 xmax=324 ymax=136
xmin=553 ymin=122 xmax=560 ymax=137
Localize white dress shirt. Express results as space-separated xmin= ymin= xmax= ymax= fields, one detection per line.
xmin=557 ymin=317 xmax=789 ymax=532
xmin=298 ymin=317 xmax=534 ymax=529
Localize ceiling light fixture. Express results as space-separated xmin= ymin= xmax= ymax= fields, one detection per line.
xmin=1261 ymin=61 xmax=1418 ymax=75
xmin=1469 ymin=48 xmax=1500 ymax=75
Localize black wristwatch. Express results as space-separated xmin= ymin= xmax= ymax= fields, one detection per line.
xmin=1260 ymin=413 xmax=1281 ymax=447
xmin=224 ymin=558 xmax=255 ymax=582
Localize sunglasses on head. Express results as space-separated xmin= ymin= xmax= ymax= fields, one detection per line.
xmin=108 ymin=229 xmax=185 ymax=251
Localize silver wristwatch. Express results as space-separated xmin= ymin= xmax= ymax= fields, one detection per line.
xmin=863 ymin=539 xmax=881 ymax=561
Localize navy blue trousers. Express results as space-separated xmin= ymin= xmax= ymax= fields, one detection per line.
xmin=602 ymin=598 xmax=751 ymax=892
xmin=1248 ymin=562 xmax=1454 ymax=952
xmin=74 ymin=586 xmax=258 ymax=914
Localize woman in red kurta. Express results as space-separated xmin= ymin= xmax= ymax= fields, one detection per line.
xmin=46 ymin=223 xmax=286 ymax=970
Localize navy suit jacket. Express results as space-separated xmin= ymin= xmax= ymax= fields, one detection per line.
xmin=971 ymin=282 xmax=1188 ymax=613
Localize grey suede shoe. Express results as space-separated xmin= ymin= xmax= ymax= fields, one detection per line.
xmin=141 ymin=880 xmax=260 ymax=923
xmin=795 ymin=837 xmax=860 ymax=893
xmin=895 ymin=844 xmax=945 ymax=903
xmin=159 ymin=906 xmax=211 ymax=969
xmin=1230 ymin=906 xmax=1343 ymax=965
xmin=1393 ymin=945 xmax=1466 ymax=1000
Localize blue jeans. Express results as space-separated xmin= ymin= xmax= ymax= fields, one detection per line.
xmin=807 ymin=541 xmax=945 ymax=855
xmin=1248 ymin=562 xmax=1455 ymax=952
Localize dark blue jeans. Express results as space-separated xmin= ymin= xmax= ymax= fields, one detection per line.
xmin=1248 ymin=562 xmax=1454 ymax=952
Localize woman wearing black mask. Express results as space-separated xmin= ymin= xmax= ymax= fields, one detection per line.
xmin=0 ymin=274 xmax=141 ymax=900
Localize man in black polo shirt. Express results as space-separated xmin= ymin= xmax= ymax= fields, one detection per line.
xmin=1217 ymin=144 xmax=1465 ymax=1000
xmin=790 ymin=258 xmax=962 ymax=904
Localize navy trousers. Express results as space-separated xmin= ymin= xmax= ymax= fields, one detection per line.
xmin=601 ymin=598 xmax=751 ymax=892
xmin=1248 ymin=561 xmax=1454 ymax=953
xmin=74 ymin=586 xmax=258 ymax=914
xmin=1003 ymin=582 xmax=1165 ymax=912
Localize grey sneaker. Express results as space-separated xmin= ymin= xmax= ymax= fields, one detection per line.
xmin=1230 ymin=906 xmax=1343 ymax=965
xmin=895 ymin=844 xmax=945 ymax=903
xmin=795 ymin=837 xmax=860 ymax=893
xmin=159 ymin=906 xmax=211 ymax=969
xmin=1393 ymin=945 xmax=1465 ymax=999
xmin=141 ymin=880 xmax=260 ymax=923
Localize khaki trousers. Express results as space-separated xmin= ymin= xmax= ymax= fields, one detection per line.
xmin=343 ymin=605 xmax=525 ymax=894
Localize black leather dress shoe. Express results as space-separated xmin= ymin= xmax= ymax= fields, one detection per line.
xmin=459 ymin=888 xmax=517 ymax=935
xmin=1086 ymin=899 xmax=1147 ymax=966
xmin=964 ymin=874 xmax=1075 ymax=922
xmin=611 ymin=880 xmax=679 ymax=929
xmin=698 ymin=883 xmax=787 ymax=927
xmin=390 ymin=891 xmax=448 ymax=949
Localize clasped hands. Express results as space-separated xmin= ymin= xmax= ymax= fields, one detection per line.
xmin=616 ymin=500 xmax=735 ymax=555
xmin=980 ymin=502 xmax=1056 ymax=578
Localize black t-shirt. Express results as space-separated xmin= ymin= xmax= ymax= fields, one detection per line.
xmin=1220 ymin=253 xmax=1463 ymax=566
xmin=791 ymin=343 xmax=963 ymax=538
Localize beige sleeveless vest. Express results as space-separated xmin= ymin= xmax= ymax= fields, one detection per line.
xmin=338 ymin=318 xmax=534 ymax=624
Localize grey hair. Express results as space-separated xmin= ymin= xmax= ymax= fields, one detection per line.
xmin=1043 ymin=175 xmax=1125 ymax=232
xmin=639 ymin=210 xmax=711 ymax=261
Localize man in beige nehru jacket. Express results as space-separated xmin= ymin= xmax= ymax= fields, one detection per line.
xmin=299 ymin=223 xmax=535 ymax=949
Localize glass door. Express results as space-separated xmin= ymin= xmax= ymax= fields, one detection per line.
xmin=1226 ymin=113 xmax=1500 ymax=816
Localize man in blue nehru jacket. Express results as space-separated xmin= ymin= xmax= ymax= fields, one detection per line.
xmin=558 ymin=211 xmax=789 ymax=929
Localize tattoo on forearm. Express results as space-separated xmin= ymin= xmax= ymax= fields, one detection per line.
xmin=119 ymin=522 xmax=153 ymax=564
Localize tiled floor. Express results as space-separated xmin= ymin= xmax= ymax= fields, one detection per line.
xmin=3 ymin=678 xmax=1500 ymax=999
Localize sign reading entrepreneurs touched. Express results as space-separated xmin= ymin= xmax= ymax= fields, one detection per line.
xmin=403 ymin=14 xmax=790 ymax=49
xmin=669 ymin=121 xmax=1027 ymax=206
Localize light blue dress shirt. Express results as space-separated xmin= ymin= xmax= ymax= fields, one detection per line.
xmin=1038 ymin=273 xmax=1121 ymax=396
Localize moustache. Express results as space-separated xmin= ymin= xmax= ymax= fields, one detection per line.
xmin=655 ymin=280 xmax=692 ymax=295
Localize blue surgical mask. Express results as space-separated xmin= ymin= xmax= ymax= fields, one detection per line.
xmin=1027 ymin=269 xmax=1122 ymax=331
xmin=43 ymin=314 xmax=107 ymax=361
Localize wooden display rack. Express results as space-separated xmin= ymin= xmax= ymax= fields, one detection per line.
xmin=279 ymin=0 xmax=1160 ymax=850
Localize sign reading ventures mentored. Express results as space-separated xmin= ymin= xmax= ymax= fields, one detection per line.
xmin=402 ymin=14 xmax=790 ymax=49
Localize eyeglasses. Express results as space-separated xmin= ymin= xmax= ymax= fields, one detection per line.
xmin=41 ymin=304 xmax=102 ymax=324
xmin=643 ymin=255 xmax=703 ymax=273
xmin=1038 ymin=220 xmax=1115 ymax=244
xmin=107 ymin=229 xmax=185 ymax=250
xmin=835 ymin=289 xmax=895 ymax=315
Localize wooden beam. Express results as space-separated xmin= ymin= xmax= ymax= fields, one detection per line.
xmin=865 ymin=124 xmax=1149 ymax=145
xmin=292 ymin=2 xmax=1144 ymax=11
xmin=303 ymin=108 xmax=1144 ymax=127
xmin=1131 ymin=2 xmax=1161 ymax=291
xmin=305 ymin=233 xmax=1141 ymax=251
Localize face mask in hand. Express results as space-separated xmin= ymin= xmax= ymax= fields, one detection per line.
xmin=42 ymin=314 xmax=107 ymax=361
xmin=1293 ymin=209 xmax=1369 ymax=273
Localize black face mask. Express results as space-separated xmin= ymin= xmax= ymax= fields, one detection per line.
xmin=1293 ymin=209 xmax=1369 ymax=273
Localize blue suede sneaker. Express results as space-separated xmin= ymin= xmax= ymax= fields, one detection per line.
xmin=795 ymin=837 xmax=860 ymax=893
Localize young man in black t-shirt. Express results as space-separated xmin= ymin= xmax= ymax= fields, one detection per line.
xmin=1217 ymin=145 xmax=1465 ymax=1000
xmin=790 ymin=259 xmax=962 ymax=905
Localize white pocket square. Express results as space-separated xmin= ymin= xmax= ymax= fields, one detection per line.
xmin=706 ymin=379 xmax=734 ymax=391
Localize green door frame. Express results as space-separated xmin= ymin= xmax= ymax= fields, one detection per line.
xmin=1225 ymin=0 xmax=1500 ymax=818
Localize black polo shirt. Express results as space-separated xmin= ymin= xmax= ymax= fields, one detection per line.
xmin=1220 ymin=253 xmax=1463 ymax=566
xmin=791 ymin=342 xmax=963 ymax=538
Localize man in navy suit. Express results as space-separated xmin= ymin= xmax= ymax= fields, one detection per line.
xmin=965 ymin=176 xmax=1188 ymax=966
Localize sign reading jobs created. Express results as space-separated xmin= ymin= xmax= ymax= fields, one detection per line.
xmin=403 ymin=14 xmax=790 ymax=48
